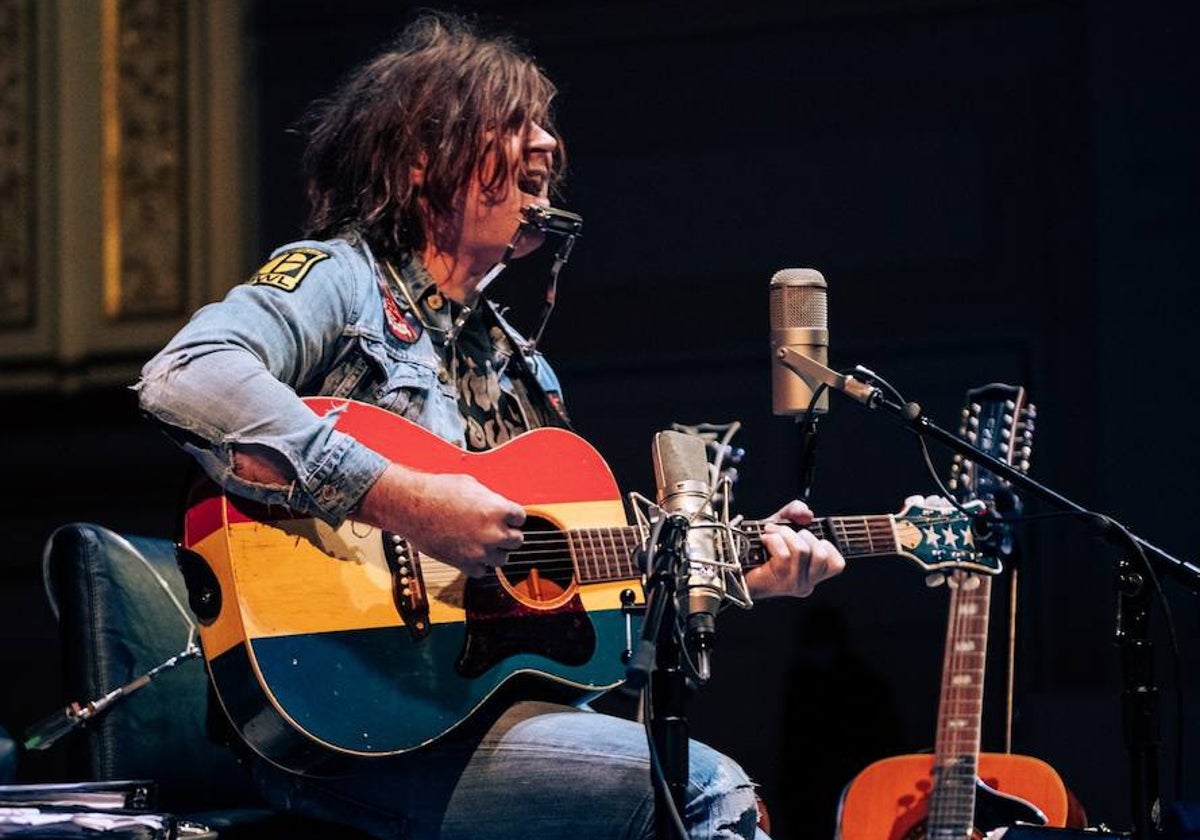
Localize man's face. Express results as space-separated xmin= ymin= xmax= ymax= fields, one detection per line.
xmin=456 ymin=121 xmax=558 ymax=268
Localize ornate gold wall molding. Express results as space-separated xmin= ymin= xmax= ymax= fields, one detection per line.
xmin=101 ymin=0 xmax=187 ymax=320
xmin=0 ymin=0 xmax=249 ymax=392
xmin=0 ymin=0 xmax=35 ymax=329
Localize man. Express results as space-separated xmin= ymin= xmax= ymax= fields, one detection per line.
xmin=137 ymin=12 xmax=844 ymax=839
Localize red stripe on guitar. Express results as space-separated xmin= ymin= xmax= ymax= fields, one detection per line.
xmin=186 ymin=397 xmax=622 ymax=545
xmin=184 ymin=475 xmax=303 ymax=546
xmin=305 ymin=397 xmax=620 ymax=504
xmin=184 ymin=484 xmax=226 ymax=546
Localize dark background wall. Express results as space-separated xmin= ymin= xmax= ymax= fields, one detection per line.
xmin=4 ymin=2 xmax=1198 ymax=838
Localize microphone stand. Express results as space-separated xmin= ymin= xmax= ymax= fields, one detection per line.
xmin=778 ymin=347 xmax=1200 ymax=839
xmin=796 ymin=413 xmax=821 ymax=504
xmin=625 ymin=514 xmax=691 ymax=840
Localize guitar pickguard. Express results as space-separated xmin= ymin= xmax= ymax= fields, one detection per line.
xmin=899 ymin=776 xmax=1047 ymax=840
xmin=456 ymin=514 xmax=597 ymax=678
xmin=457 ymin=578 xmax=596 ymax=678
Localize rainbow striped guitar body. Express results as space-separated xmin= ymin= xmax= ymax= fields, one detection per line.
xmin=179 ymin=398 xmax=993 ymax=773
xmin=181 ymin=398 xmax=634 ymax=773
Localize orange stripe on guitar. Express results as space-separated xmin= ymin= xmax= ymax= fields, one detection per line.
xmin=186 ymin=528 xmax=248 ymax=660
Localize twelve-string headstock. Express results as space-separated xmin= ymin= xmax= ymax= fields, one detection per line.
xmin=942 ymin=383 xmax=1036 ymax=578
xmin=669 ymin=420 xmax=744 ymax=509
xmin=948 ymin=383 xmax=1036 ymax=508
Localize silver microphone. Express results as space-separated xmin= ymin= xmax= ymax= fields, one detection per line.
xmin=651 ymin=430 xmax=722 ymax=681
xmin=770 ymin=268 xmax=829 ymax=416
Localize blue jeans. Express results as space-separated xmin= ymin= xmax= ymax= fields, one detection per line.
xmin=249 ymin=700 xmax=770 ymax=839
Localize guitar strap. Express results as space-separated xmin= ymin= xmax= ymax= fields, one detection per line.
xmin=481 ymin=299 xmax=574 ymax=432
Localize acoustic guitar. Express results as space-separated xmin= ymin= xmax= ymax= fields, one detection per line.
xmin=837 ymin=384 xmax=1076 ymax=839
xmin=179 ymin=396 xmax=995 ymax=773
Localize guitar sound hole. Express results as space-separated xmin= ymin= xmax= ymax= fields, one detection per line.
xmin=500 ymin=515 xmax=576 ymax=604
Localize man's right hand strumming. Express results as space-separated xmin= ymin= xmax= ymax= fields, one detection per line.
xmin=356 ymin=464 xmax=526 ymax=578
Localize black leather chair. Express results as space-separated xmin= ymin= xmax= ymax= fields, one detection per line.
xmin=42 ymin=522 xmax=366 ymax=838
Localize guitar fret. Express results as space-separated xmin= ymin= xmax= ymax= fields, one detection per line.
xmin=597 ymin=528 xmax=609 ymax=580
xmin=572 ymin=526 xmax=645 ymax=584
xmin=834 ymin=518 xmax=854 ymax=555
xmin=597 ymin=529 xmax=609 ymax=581
xmin=605 ymin=528 xmax=622 ymax=579
xmin=588 ymin=529 xmax=604 ymax=583
xmin=625 ymin=528 xmax=641 ymax=577
xmin=578 ymin=530 xmax=592 ymax=583
xmin=591 ymin=528 xmax=605 ymax=584
xmin=565 ymin=531 xmax=582 ymax=582
xmin=587 ymin=530 xmax=601 ymax=583
xmin=865 ymin=517 xmax=884 ymax=554
xmin=879 ymin=516 xmax=900 ymax=554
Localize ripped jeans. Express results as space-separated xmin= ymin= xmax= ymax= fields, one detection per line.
xmin=249 ymin=700 xmax=769 ymax=840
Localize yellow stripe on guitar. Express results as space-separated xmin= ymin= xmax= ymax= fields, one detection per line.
xmin=201 ymin=499 xmax=637 ymax=651
xmin=526 ymin=499 xmax=637 ymax=614
xmin=223 ymin=517 xmax=418 ymax=642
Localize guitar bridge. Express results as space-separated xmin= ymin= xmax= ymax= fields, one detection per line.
xmin=382 ymin=531 xmax=430 ymax=641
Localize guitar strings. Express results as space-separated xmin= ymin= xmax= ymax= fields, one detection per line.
xmin=408 ymin=513 xmax=981 ymax=591
xmin=510 ymin=513 xmax=969 ymax=544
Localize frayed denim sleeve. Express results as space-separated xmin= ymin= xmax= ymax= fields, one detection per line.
xmin=134 ymin=239 xmax=388 ymax=525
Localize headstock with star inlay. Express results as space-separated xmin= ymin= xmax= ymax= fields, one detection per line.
xmin=734 ymin=496 xmax=999 ymax=576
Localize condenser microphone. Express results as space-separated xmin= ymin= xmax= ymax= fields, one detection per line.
xmin=651 ymin=430 xmax=723 ymax=681
xmin=770 ymin=268 xmax=829 ymax=416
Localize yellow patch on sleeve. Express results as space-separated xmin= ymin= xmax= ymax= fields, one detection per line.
xmin=248 ymin=248 xmax=331 ymax=291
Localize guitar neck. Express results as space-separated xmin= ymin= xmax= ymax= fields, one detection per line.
xmin=927 ymin=570 xmax=993 ymax=834
xmin=926 ymin=382 xmax=1032 ymax=835
xmin=565 ymin=514 xmax=905 ymax=585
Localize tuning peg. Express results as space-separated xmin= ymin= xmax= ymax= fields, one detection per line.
xmin=925 ymin=573 xmax=946 ymax=588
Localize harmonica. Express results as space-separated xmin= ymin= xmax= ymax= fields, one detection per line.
xmin=522 ymin=205 xmax=584 ymax=237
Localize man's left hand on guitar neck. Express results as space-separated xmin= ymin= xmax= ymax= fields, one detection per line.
xmin=748 ymin=500 xmax=846 ymax=599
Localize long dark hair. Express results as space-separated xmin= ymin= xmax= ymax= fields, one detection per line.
xmin=301 ymin=11 xmax=564 ymax=260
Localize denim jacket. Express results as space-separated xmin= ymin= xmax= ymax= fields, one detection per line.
xmin=136 ymin=236 xmax=568 ymax=526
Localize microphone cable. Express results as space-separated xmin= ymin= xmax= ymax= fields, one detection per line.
xmin=1000 ymin=507 xmax=1187 ymax=810
xmin=796 ymin=383 xmax=828 ymax=504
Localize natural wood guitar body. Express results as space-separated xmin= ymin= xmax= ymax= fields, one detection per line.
xmin=838 ymin=752 xmax=1070 ymax=840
